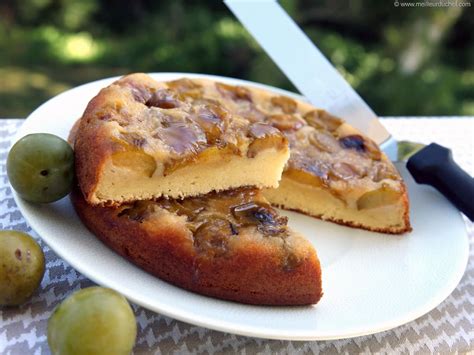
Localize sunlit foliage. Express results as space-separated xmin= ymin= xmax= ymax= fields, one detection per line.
xmin=0 ymin=0 xmax=472 ymax=117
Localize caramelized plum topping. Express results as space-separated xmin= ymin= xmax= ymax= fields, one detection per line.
xmin=154 ymin=121 xmax=207 ymax=155
xmin=247 ymin=123 xmax=287 ymax=158
xmin=166 ymin=189 xmax=290 ymax=255
xmin=111 ymin=150 xmax=157 ymax=178
xmin=194 ymin=218 xmax=231 ymax=257
xmin=168 ymin=78 xmax=201 ymax=90
xmin=289 ymin=155 xmax=331 ymax=182
xmin=330 ymin=162 xmax=360 ymax=180
xmin=284 ymin=167 xmax=325 ymax=187
xmin=369 ymin=162 xmax=400 ymax=182
xmin=192 ymin=98 xmax=221 ymax=107
xmin=130 ymin=86 xmax=152 ymax=104
xmin=194 ymin=104 xmax=227 ymax=144
xmin=119 ymin=132 xmax=147 ymax=148
xmin=231 ymin=201 xmax=288 ymax=236
xmin=309 ymin=131 xmax=341 ymax=153
xmin=357 ymin=185 xmax=401 ymax=210
xmin=198 ymin=105 xmax=227 ymax=124
xmin=161 ymin=199 xmax=206 ymax=220
xmin=248 ymin=122 xmax=280 ymax=139
xmin=118 ymin=188 xmax=292 ymax=261
xmin=339 ymin=134 xmax=382 ymax=160
xmin=267 ymin=114 xmax=305 ymax=131
xmin=163 ymin=145 xmax=240 ymax=176
xmin=362 ymin=138 xmax=382 ymax=161
xmin=304 ymin=162 xmax=330 ymax=181
xmin=232 ymin=202 xmax=274 ymax=223
xmin=271 ymin=96 xmax=297 ymax=113
xmin=304 ymin=110 xmax=343 ymax=131
xmin=231 ymin=202 xmax=260 ymax=219
xmin=118 ymin=201 xmax=156 ymax=222
xmin=167 ymin=78 xmax=203 ymax=99
xmin=339 ymin=134 xmax=365 ymax=152
xmin=216 ymin=82 xmax=252 ymax=101
xmin=146 ymin=89 xmax=181 ymax=109
xmin=238 ymin=105 xmax=267 ymax=123
xmin=187 ymin=189 xmax=289 ymax=238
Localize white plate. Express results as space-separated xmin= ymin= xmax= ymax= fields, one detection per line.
xmin=13 ymin=73 xmax=469 ymax=341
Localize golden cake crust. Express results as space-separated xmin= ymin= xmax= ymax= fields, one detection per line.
xmin=71 ymin=187 xmax=323 ymax=306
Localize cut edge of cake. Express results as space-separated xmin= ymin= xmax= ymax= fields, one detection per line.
xmin=264 ymin=176 xmax=411 ymax=234
xmin=91 ymin=146 xmax=290 ymax=204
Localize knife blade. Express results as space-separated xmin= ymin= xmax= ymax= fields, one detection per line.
xmin=224 ymin=0 xmax=391 ymax=146
xmin=225 ymin=0 xmax=474 ymax=221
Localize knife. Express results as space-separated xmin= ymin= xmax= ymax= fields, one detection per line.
xmin=225 ymin=0 xmax=474 ymax=221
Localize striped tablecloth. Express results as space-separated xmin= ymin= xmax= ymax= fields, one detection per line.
xmin=1 ymin=117 xmax=473 ymax=354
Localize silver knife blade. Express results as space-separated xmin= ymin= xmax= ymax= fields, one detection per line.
xmin=225 ymin=0 xmax=394 ymax=153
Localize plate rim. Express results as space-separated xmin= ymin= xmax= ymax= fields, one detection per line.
xmin=12 ymin=72 xmax=470 ymax=341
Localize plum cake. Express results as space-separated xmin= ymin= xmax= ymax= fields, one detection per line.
xmin=69 ymin=73 xmax=412 ymax=307
xmin=75 ymin=73 xmax=410 ymax=232
xmin=130 ymin=75 xmax=411 ymax=234
xmin=71 ymin=186 xmax=323 ymax=306
xmin=74 ymin=74 xmax=290 ymax=205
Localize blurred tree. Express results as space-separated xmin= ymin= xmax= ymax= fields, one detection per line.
xmin=0 ymin=0 xmax=472 ymax=117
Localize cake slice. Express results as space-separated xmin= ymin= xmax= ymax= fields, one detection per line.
xmin=157 ymin=77 xmax=411 ymax=234
xmin=74 ymin=74 xmax=289 ymax=205
xmin=71 ymin=187 xmax=323 ymax=306
xmin=263 ymin=113 xmax=410 ymax=234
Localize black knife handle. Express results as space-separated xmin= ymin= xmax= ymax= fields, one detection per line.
xmin=407 ymin=143 xmax=474 ymax=221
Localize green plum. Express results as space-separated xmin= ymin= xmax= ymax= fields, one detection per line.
xmin=7 ymin=133 xmax=74 ymax=203
xmin=0 ymin=230 xmax=45 ymax=306
xmin=48 ymin=287 xmax=137 ymax=355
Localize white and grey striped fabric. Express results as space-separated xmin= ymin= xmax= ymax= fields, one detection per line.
xmin=1 ymin=118 xmax=473 ymax=354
